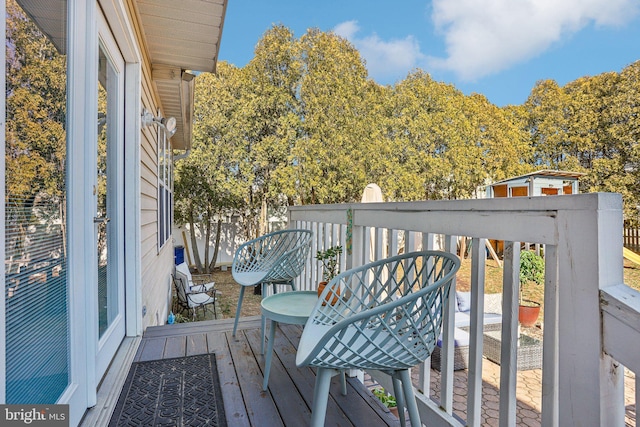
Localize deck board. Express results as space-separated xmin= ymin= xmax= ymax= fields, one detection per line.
xmin=163 ymin=335 xmax=186 ymax=358
xmin=228 ymin=329 xmax=284 ymax=427
xmin=186 ymin=333 xmax=208 ymax=355
xmin=245 ymin=327 xmax=313 ymax=426
xmin=207 ymin=331 xmax=250 ymax=427
xmin=130 ymin=318 xmax=399 ymax=427
xmin=278 ymin=324 xmax=356 ymax=426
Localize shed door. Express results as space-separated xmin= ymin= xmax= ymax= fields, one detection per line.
xmin=510 ymin=186 xmax=529 ymax=197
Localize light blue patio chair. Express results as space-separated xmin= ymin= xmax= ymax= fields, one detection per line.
xmin=231 ymin=229 xmax=313 ymax=351
xmin=296 ymin=250 xmax=460 ymax=427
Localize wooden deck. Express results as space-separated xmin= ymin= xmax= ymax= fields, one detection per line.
xmin=135 ymin=316 xmax=400 ymax=427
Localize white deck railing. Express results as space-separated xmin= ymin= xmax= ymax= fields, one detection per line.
xmin=288 ymin=193 xmax=638 ymax=427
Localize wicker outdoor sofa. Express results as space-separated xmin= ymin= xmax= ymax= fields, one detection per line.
xmin=431 ymin=292 xmax=503 ymax=371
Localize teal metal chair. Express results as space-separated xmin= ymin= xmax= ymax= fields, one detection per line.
xmin=296 ymin=250 xmax=460 ymax=427
xmin=231 ymin=229 xmax=313 ymax=351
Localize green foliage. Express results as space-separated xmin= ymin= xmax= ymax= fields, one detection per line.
xmin=373 ymin=388 xmax=397 ymax=408
xmin=174 ymin=65 xmax=248 ymax=273
xmin=176 ymin=24 xmax=640 ymax=238
xmin=520 ymin=251 xmax=545 ymax=303
xmin=315 ymin=246 xmax=343 ymax=282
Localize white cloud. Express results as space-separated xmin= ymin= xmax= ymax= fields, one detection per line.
xmin=429 ymin=0 xmax=639 ymax=81
xmin=334 ymin=20 xmax=425 ymax=83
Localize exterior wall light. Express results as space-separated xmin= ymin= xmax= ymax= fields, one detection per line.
xmin=141 ymin=108 xmax=177 ymax=137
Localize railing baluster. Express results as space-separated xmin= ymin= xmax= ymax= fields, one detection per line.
xmin=390 ymin=229 xmax=399 ymax=257
xmin=418 ymin=232 xmax=436 ymax=395
xmin=499 ymin=241 xmax=519 ymax=426
xmin=467 ymin=237 xmax=486 ymax=427
xmin=439 ymin=234 xmax=457 ymax=413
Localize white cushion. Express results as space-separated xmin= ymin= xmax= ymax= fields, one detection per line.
xmin=456 ymin=291 xmax=472 ymax=312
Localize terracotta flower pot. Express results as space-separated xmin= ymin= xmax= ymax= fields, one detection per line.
xmin=389 ymin=406 xmax=399 ymax=418
xmin=317 ymin=281 xmax=340 ymax=305
xmin=518 ymin=301 xmax=541 ymax=327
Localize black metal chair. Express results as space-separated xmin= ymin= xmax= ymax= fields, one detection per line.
xmin=172 ymin=270 xmax=218 ymax=321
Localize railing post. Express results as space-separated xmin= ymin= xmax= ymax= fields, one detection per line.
xmin=541 ymin=244 xmax=559 ymax=427
xmin=557 ymin=193 xmax=624 ymax=426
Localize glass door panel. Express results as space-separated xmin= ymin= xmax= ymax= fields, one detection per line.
xmin=95 ymin=30 xmax=125 ymax=380
xmin=4 ymin=0 xmax=69 ymax=404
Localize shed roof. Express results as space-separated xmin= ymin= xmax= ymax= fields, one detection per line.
xmin=490 ymin=170 xmax=585 ymax=187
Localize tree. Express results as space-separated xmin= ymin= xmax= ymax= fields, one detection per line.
xmin=174 ymin=65 xmax=247 ymax=273
xmin=238 ymin=25 xmax=302 ymax=235
xmin=608 ymin=61 xmax=640 ymax=224
xmin=293 ymin=28 xmax=372 ymax=204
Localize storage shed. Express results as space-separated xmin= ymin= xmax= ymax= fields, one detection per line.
xmin=487 ymin=170 xmax=584 ymax=198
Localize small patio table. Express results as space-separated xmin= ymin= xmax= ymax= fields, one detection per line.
xmin=261 ymin=290 xmax=318 ymax=390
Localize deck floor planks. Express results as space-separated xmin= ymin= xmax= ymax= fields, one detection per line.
xmin=228 ymin=329 xmax=284 ymax=427
xmin=207 ymin=331 xmax=251 ymax=427
xmin=279 ymin=323 xmax=397 ymax=427
xmin=131 ymin=318 xmax=400 ymax=426
xmin=163 ymin=335 xmax=186 ymax=358
xmin=276 ymin=324 xmax=356 ymax=426
xmin=186 ymin=333 xmax=208 ymax=356
xmin=244 ymin=327 xmax=313 ymax=426
xmin=135 ymin=337 xmax=166 ymax=362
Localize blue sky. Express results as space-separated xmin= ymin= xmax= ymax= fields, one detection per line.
xmin=218 ymin=0 xmax=640 ymax=107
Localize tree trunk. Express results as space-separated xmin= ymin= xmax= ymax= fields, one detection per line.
xmin=208 ymin=218 xmax=223 ymax=272
xmin=188 ymin=208 xmax=204 ymax=272
xmin=203 ymin=209 xmax=212 ymax=274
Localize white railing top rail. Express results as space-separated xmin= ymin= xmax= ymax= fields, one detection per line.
xmin=289 ymin=193 xmax=622 ymax=244
xmin=289 ymin=193 xmax=633 ymax=427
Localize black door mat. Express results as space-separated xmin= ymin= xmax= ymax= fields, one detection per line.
xmin=109 ymin=353 xmax=226 ymax=427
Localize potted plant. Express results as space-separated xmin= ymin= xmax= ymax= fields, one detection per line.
xmin=315 ymin=245 xmax=343 ymax=304
xmin=519 ymin=250 xmax=545 ymax=327
xmin=373 ymin=388 xmax=399 ymax=418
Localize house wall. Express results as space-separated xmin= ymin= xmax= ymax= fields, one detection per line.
xmin=126 ymin=0 xmax=173 ymax=329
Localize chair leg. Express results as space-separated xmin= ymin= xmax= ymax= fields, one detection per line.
xmin=392 ymin=373 xmax=406 ymax=427
xmin=310 ymin=368 xmax=334 ymax=427
xmin=261 ymin=282 xmax=268 ymax=354
xmin=262 ymin=319 xmax=278 ymax=390
xmin=340 ymin=370 xmax=347 ymax=396
xmin=261 ymin=312 xmax=267 ymax=354
xmin=399 ymin=369 xmax=421 ymax=427
xmin=232 ymin=286 xmax=246 ymax=337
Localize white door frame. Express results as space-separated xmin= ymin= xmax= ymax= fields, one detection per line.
xmin=64 ymin=0 xmax=96 ymax=424
xmin=97 ymin=0 xmax=144 ymax=339
xmin=95 ymin=11 xmax=126 ymax=384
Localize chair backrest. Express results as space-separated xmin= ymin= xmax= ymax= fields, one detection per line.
xmin=296 ymin=250 xmax=460 ymax=370
xmin=175 ymin=262 xmax=192 ymax=287
xmin=232 ymin=229 xmax=313 ymax=283
xmin=173 ymin=274 xmax=189 ymax=307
